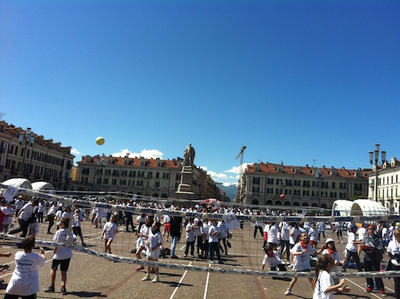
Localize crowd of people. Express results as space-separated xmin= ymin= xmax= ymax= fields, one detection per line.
xmin=258 ymin=218 xmax=400 ymax=298
xmin=1 ymin=194 xmax=400 ymax=297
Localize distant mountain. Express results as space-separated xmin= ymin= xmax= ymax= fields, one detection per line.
xmin=219 ymin=184 xmax=238 ymax=202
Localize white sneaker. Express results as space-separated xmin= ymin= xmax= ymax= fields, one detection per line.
xmin=284 ymin=289 xmax=291 ymax=295
xmin=151 ymin=275 xmax=160 ymax=283
xmin=142 ymin=275 xmax=150 ymax=281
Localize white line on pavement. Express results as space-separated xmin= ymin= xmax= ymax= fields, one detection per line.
xmin=170 ymin=261 xmax=192 ymax=299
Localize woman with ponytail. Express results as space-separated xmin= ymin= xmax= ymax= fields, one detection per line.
xmin=312 ymin=254 xmax=348 ymax=299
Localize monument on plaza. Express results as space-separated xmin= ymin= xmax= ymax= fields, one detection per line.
xmin=177 ymin=143 xmax=195 ymax=195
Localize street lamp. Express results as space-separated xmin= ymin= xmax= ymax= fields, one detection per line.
xmin=97 ymin=154 xmax=107 ymax=190
xmin=369 ymin=144 xmax=386 ymax=202
xmin=18 ymin=127 xmax=35 ymax=178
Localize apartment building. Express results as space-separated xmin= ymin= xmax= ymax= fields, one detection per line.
xmin=73 ymin=154 xmax=223 ymax=200
xmin=240 ymin=162 xmax=369 ymax=209
xmin=368 ymin=157 xmax=400 ymax=213
xmin=0 ymin=121 xmax=74 ymax=189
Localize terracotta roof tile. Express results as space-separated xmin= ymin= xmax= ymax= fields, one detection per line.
xmin=247 ymin=162 xmax=368 ymax=178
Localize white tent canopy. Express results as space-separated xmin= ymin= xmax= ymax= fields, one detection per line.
xmin=31 ymin=182 xmax=55 ymax=194
xmin=2 ymin=178 xmax=32 ymax=190
xmin=332 ymin=199 xmax=389 ymax=217
xmin=332 ymin=200 xmax=353 ymax=217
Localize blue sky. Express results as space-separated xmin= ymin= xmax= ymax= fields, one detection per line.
xmin=1 ymin=0 xmax=399 ymax=185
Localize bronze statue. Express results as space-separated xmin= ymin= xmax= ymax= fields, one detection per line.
xmin=183 ymin=143 xmax=195 ymax=167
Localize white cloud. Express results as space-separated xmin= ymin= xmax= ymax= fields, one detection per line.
xmin=206 ymin=170 xmax=228 ymax=181
xmin=225 ymin=163 xmax=249 ymax=174
xmin=200 ymin=165 xmax=238 ymax=183
xmin=223 ymin=182 xmax=237 ymax=187
xmin=71 ymin=148 xmax=81 ymax=155
xmin=112 ymin=148 xmax=164 ymax=159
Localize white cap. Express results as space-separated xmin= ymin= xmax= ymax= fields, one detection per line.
xmin=326 ymin=238 xmax=334 ymax=243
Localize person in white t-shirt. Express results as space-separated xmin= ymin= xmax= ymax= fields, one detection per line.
xmin=72 ymin=209 xmax=86 ymax=246
xmin=261 ymin=244 xmax=287 ymax=280
xmin=93 ymin=207 xmax=105 ymax=229
xmin=135 ymin=215 xmax=153 ymax=271
xmin=311 ymin=254 xmax=348 ymax=299
xmin=142 ymin=221 xmax=163 ymax=283
xmin=279 ymin=221 xmax=291 ymax=264
xmin=341 ymin=224 xmax=361 ymax=272
xmin=357 ymin=223 xmax=367 ymax=241
xmin=265 ymin=222 xmax=279 ymax=250
xmin=14 ymin=196 xmax=24 ymax=218
xmin=4 ymin=236 xmax=46 ymax=298
xmin=101 ymin=215 xmax=118 ymax=254
xmin=381 ymin=223 xmax=391 ymax=248
xmin=308 ymin=223 xmax=319 ymax=249
xmin=285 ymin=233 xmax=315 ymax=296
xmin=317 ymin=222 xmax=326 ymax=240
xmin=1 ymin=202 xmax=14 ymax=233
xmin=184 ymin=218 xmax=195 ymax=257
xmin=201 ymin=220 xmax=209 ymax=259
xmin=386 ymin=229 xmax=400 ymax=296
xmin=317 ymin=238 xmax=340 ymax=285
xmin=162 ymin=214 xmax=171 ymax=242
xmin=218 ymin=219 xmax=229 ymax=255
xmin=254 ymin=212 xmax=263 ymax=238
xmin=9 ymin=198 xmax=38 ymax=238
xmin=209 ymin=219 xmax=223 ymax=264
xmin=43 ymin=217 xmax=74 ymax=295
xmin=36 ymin=200 xmax=45 ymax=223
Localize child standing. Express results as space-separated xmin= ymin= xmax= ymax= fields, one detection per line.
xmin=4 ymin=236 xmax=46 ymax=298
xmin=318 ymin=238 xmax=340 ymax=285
xmin=1 ymin=202 xmax=14 ymax=234
xmin=261 ymin=244 xmax=287 ymax=280
xmin=72 ymin=209 xmax=86 ymax=246
xmin=44 ymin=217 xmax=74 ymax=295
xmin=135 ymin=216 xmax=153 ymax=271
xmin=285 ymin=233 xmax=315 ymax=296
xmin=312 ymin=254 xmax=349 ymax=299
xmin=308 ymin=223 xmax=319 ymax=249
xmin=101 ymin=215 xmax=118 ymax=254
xmin=142 ymin=221 xmax=163 ymax=283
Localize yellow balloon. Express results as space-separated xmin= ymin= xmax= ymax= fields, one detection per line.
xmin=96 ymin=137 xmax=105 ymax=146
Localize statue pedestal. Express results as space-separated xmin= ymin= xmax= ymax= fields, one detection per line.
xmin=176 ymin=166 xmax=195 ymax=197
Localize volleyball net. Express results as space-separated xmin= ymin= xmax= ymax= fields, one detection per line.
xmin=1 ymin=183 xmax=400 ymax=279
